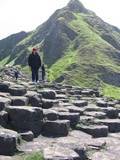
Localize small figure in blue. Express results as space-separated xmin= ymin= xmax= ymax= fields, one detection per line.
xmin=14 ymin=70 xmax=19 ymax=80
xmin=41 ymin=64 xmax=46 ymax=82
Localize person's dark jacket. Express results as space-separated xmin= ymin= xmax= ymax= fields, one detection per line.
xmin=28 ymin=52 xmax=41 ymax=69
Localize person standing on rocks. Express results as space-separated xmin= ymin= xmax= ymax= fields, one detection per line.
xmin=14 ymin=69 xmax=20 ymax=80
xmin=28 ymin=48 xmax=41 ymax=82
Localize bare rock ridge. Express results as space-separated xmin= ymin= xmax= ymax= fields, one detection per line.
xmin=66 ymin=0 xmax=88 ymax=13
xmin=0 ymin=73 xmax=120 ymax=159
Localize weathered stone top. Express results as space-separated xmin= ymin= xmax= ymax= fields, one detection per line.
xmin=5 ymin=106 xmax=43 ymax=112
xmin=0 ymin=128 xmax=18 ymax=138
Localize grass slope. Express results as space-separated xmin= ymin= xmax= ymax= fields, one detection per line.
xmin=50 ymin=13 xmax=120 ymax=83
xmin=102 ymin=83 xmax=120 ymax=99
xmin=14 ymin=152 xmax=44 ymax=160
xmin=24 ymin=152 xmax=44 ymax=160
xmin=49 ymin=13 xmax=120 ymax=98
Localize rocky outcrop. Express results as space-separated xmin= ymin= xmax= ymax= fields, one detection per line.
xmin=0 ymin=97 xmax=11 ymax=111
xmin=43 ymin=145 xmax=80 ymax=160
xmin=0 ymin=80 xmax=119 ymax=159
xmin=0 ymin=129 xmax=20 ymax=156
xmin=66 ymin=0 xmax=89 ymax=13
xmin=42 ymin=120 xmax=70 ymax=137
xmin=9 ymin=85 xmax=27 ymax=96
xmin=20 ymin=131 xmax=34 ymax=142
xmin=5 ymin=106 xmax=43 ymax=136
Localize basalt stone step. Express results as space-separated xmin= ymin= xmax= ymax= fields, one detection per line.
xmin=42 ymin=99 xmax=59 ymax=109
xmin=63 ymin=85 xmax=73 ymax=89
xmin=84 ymin=105 xmax=102 ymax=112
xmin=10 ymin=96 xmax=28 ymax=106
xmin=109 ymin=132 xmax=120 ymax=139
xmin=0 ymin=82 xmax=10 ymax=92
xmin=57 ymin=131 xmax=92 ymax=148
xmin=51 ymin=107 xmax=69 ymax=113
xmin=43 ymin=145 xmax=80 ymax=160
xmin=56 ymin=94 xmax=67 ymax=99
xmin=68 ymin=90 xmax=81 ymax=95
xmin=69 ymin=130 xmax=92 ymax=139
xmin=72 ymin=86 xmax=82 ymax=90
xmin=0 ymin=92 xmax=10 ymax=97
xmin=42 ymin=120 xmax=70 ymax=137
xmin=20 ymin=131 xmax=34 ymax=142
xmin=0 ymin=111 xmax=8 ymax=127
xmin=119 ymin=113 xmax=120 ymax=118
xmin=81 ymin=89 xmax=94 ymax=96
xmin=38 ymin=89 xmax=56 ymax=99
xmin=84 ymin=111 xmax=106 ymax=119
xmin=80 ymin=116 xmax=94 ymax=124
xmin=56 ymin=136 xmax=87 ymax=160
xmin=55 ymin=90 xmax=66 ymax=95
xmin=67 ymin=90 xmax=76 ymax=95
xmin=69 ymin=131 xmax=106 ymax=150
xmin=5 ymin=106 xmax=43 ymax=136
xmin=60 ymin=145 xmax=86 ymax=160
xmin=58 ymin=99 xmax=70 ymax=103
xmin=41 ymin=83 xmax=53 ymax=87
xmin=27 ymin=94 xmax=42 ymax=107
xmin=94 ymin=119 xmax=120 ymax=133
xmin=43 ymin=109 xmax=59 ymax=121
xmin=78 ymin=125 xmax=108 ymax=138
xmin=89 ymin=151 xmax=118 ymax=160
xmin=0 ymin=156 xmax=12 ymax=160
xmin=66 ymin=105 xmax=85 ymax=115
xmin=0 ymin=129 xmax=20 ymax=156
xmin=81 ymin=97 xmax=98 ymax=102
xmin=96 ymin=100 xmax=108 ymax=107
xmin=115 ymin=105 xmax=120 ymax=113
xmin=114 ymin=100 xmax=120 ymax=105
xmin=71 ymin=95 xmax=82 ymax=100
xmin=9 ymin=85 xmax=27 ymax=96
xmin=72 ymin=100 xmax=88 ymax=107
xmin=25 ymin=91 xmax=39 ymax=97
xmin=82 ymin=89 xmax=100 ymax=97
xmin=93 ymin=90 xmax=100 ymax=97
xmin=58 ymin=112 xmax=80 ymax=127
xmin=0 ymin=97 xmax=11 ymax=111
xmin=60 ymin=102 xmax=73 ymax=107
xmin=102 ymin=107 xmax=119 ymax=119
xmin=108 ymin=101 xmax=116 ymax=107
xmin=25 ymin=91 xmax=42 ymax=104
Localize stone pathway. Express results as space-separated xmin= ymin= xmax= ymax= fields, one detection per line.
xmin=0 ymin=80 xmax=120 ymax=160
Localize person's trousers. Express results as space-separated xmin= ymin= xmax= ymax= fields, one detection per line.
xmin=31 ymin=68 xmax=39 ymax=82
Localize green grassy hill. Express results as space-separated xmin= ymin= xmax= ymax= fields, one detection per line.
xmin=50 ymin=12 xmax=120 ymax=87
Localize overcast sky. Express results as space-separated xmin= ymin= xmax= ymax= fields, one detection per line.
xmin=0 ymin=0 xmax=120 ymax=40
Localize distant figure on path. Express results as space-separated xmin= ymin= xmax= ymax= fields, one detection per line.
xmin=28 ymin=48 xmax=41 ymax=82
xmin=41 ymin=64 xmax=46 ymax=82
xmin=14 ymin=70 xmax=19 ymax=80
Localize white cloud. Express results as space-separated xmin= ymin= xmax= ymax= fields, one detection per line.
xmin=0 ymin=0 xmax=120 ymax=40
